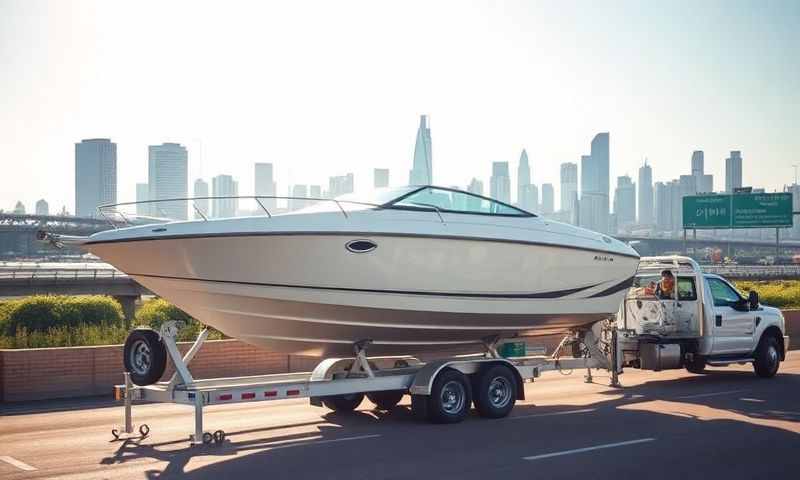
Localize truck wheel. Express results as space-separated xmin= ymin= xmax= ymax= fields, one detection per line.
xmin=685 ymin=356 xmax=707 ymax=374
xmin=425 ymin=369 xmax=472 ymax=424
xmin=123 ymin=328 xmax=167 ymax=386
xmin=367 ymin=390 xmax=405 ymax=410
xmin=473 ymin=365 xmax=517 ymax=418
xmin=753 ymin=335 xmax=780 ymax=378
xmin=321 ymin=393 xmax=365 ymax=412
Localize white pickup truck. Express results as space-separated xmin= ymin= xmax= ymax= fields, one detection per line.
xmin=615 ymin=256 xmax=790 ymax=377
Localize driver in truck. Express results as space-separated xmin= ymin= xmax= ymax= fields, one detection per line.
xmin=654 ymin=270 xmax=675 ymax=299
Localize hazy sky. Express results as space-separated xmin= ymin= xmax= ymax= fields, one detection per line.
xmin=1 ymin=0 xmax=798 ymax=213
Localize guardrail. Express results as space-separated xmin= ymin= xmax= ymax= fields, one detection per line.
xmin=702 ymin=264 xmax=800 ymax=279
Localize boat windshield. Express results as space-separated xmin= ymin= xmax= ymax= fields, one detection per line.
xmin=385 ymin=186 xmax=533 ymax=217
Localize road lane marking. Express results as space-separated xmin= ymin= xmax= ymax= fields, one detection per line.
xmin=523 ymin=438 xmax=655 ymax=461
xmin=265 ymin=434 xmax=381 ymax=451
xmin=676 ymin=389 xmax=746 ymax=399
xmin=511 ymin=408 xmax=595 ymax=419
xmin=0 ymin=456 xmax=37 ymax=471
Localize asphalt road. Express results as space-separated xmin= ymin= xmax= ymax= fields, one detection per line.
xmin=2 ymin=353 xmax=799 ymax=480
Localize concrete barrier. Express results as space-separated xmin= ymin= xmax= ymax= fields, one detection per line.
xmin=1 ymin=313 xmax=798 ymax=403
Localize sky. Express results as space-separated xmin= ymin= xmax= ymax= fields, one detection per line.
xmin=1 ymin=0 xmax=798 ymax=213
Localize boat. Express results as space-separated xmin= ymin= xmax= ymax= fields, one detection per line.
xmin=80 ymin=186 xmax=640 ymax=356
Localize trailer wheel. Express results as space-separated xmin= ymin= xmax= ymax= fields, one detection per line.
xmin=321 ymin=393 xmax=365 ymax=412
xmin=367 ymin=390 xmax=405 ymax=410
xmin=472 ymin=365 xmax=516 ymax=419
xmin=425 ymin=368 xmax=472 ymax=424
xmin=123 ymin=328 xmax=167 ymax=386
xmin=753 ymin=334 xmax=780 ymax=378
xmin=685 ymin=356 xmax=707 ymax=374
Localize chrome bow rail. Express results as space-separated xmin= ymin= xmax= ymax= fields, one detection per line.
xmin=96 ymin=196 xmax=383 ymax=229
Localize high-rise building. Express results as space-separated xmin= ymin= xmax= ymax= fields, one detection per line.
xmin=690 ymin=150 xmax=713 ymax=193
xmin=75 ymin=138 xmax=117 ymax=217
xmin=467 ymin=178 xmax=484 ymax=196
xmin=35 ymin=199 xmax=49 ymax=216
xmin=579 ymin=132 xmax=610 ymax=234
xmin=637 ymin=160 xmax=653 ymax=225
xmin=212 ymin=175 xmax=238 ymax=218
xmin=613 ymin=175 xmax=636 ymax=229
xmin=290 ymin=185 xmax=308 ymax=211
xmin=148 ymin=143 xmax=188 ymax=220
xmin=725 ymin=151 xmax=743 ymax=193
xmin=591 ymin=132 xmax=610 ymax=204
xmin=13 ymin=201 xmax=25 ymax=214
xmin=254 ymin=163 xmax=277 ymax=210
xmin=328 ymin=173 xmax=354 ymax=197
xmin=517 ymin=149 xmax=530 ymax=201
xmin=691 ymin=151 xmax=704 ymax=177
xmin=654 ymin=180 xmax=683 ymax=234
xmin=409 ymin=115 xmax=432 ymax=185
xmin=374 ymin=168 xmax=389 ymax=188
xmin=490 ymin=162 xmax=511 ymax=204
xmin=560 ymin=162 xmax=578 ymax=214
xmin=788 ymin=183 xmax=800 ymax=239
xmin=541 ymin=184 xmax=554 ymax=215
xmin=309 ymin=185 xmax=322 ymax=199
xmin=136 ymin=183 xmax=150 ymax=216
xmin=193 ymin=179 xmax=209 ymax=218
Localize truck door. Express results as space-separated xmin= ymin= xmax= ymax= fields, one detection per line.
xmin=706 ymin=277 xmax=755 ymax=354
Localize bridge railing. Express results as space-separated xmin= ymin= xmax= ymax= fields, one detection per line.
xmin=0 ymin=268 xmax=128 ymax=281
xmin=97 ymin=196 xmax=384 ymax=228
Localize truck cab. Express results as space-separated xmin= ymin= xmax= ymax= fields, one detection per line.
xmin=615 ymin=256 xmax=789 ymax=377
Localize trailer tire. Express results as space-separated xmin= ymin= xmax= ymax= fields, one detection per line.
xmin=367 ymin=390 xmax=405 ymax=410
xmin=685 ymin=356 xmax=707 ymax=374
xmin=472 ymin=365 xmax=517 ymax=419
xmin=753 ymin=334 xmax=780 ymax=378
xmin=123 ymin=328 xmax=167 ymax=386
xmin=321 ymin=393 xmax=365 ymax=412
xmin=425 ymin=368 xmax=472 ymax=424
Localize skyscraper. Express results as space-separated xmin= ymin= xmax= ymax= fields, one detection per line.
xmin=328 ymin=173 xmax=354 ymax=197
xmin=309 ymin=185 xmax=322 ymax=198
xmin=13 ymin=201 xmax=25 ymax=214
xmin=578 ymin=133 xmax=610 ymax=233
xmin=290 ymin=185 xmax=308 ymax=211
xmin=613 ymin=175 xmax=636 ymax=229
xmin=517 ymin=149 xmax=530 ymax=200
xmin=148 ymin=143 xmax=188 ymax=220
xmin=490 ymin=162 xmax=511 ymax=203
xmin=591 ymin=133 xmax=610 ymax=205
xmin=540 ymin=184 xmax=554 ymax=215
xmin=560 ymin=162 xmax=578 ymax=213
xmin=75 ymin=138 xmax=117 ymax=217
xmin=725 ymin=151 xmax=743 ymax=192
xmin=691 ymin=151 xmax=704 ymax=177
xmin=212 ymin=174 xmax=238 ymax=218
xmin=637 ymin=160 xmax=653 ymax=225
xmin=690 ymin=150 xmax=713 ymax=193
xmin=254 ymin=163 xmax=277 ymax=210
xmin=374 ymin=168 xmax=389 ymax=188
xmin=136 ymin=183 xmax=150 ymax=216
xmin=193 ymin=179 xmax=209 ymax=218
xmin=35 ymin=199 xmax=49 ymax=216
xmin=467 ymin=178 xmax=484 ymax=196
xmin=409 ymin=115 xmax=432 ymax=185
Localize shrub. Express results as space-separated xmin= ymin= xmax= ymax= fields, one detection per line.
xmin=0 ymin=295 xmax=124 ymax=336
xmin=735 ymin=280 xmax=800 ymax=309
xmin=0 ymin=324 xmax=130 ymax=349
xmin=134 ymin=298 xmax=222 ymax=341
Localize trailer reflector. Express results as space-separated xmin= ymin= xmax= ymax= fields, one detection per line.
xmin=287 ymin=389 xmax=300 ymax=396
xmin=219 ymin=394 xmax=233 ymax=401
xmin=241 ymin=392 xmax=255 ymax=400
xmin=264 ymin=391 xmax=277 ymax=397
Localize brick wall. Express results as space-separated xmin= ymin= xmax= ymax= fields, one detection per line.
xmin=1 ymin=313 xmax=797 ymax=403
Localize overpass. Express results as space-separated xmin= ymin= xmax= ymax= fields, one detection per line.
xmin=618 ymin=235 xmax=800 ymax=257
xmin=0 ymin=213 xmax=117 ymax=259
xmin=0 ymin=262 xmax=150 ymax=321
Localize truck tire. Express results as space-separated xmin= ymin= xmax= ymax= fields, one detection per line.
xmin=425 ymin=368 xmax=472 ymax=424
xmin=472 ymin=365 xmax=517 ymax=419
xmin=367 ymin=390 xmax=405 ymax=410
xmin=753 ymin=334 xmax=780 ymax=378
xmin=123 ymin=328 xmax=167 ymax=386
xmin=321 ymin=393 xmax=364 ymax=412
xmin=685 ymin=356 xmax=707 ymax=374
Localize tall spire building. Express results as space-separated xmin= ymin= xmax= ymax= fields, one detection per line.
xmin=637 ymin=159 xmax=653 ymax=225
xmin=409 ymin=115 xmax=432 ymax=185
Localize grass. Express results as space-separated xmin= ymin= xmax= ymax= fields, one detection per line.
xmin=734 ymin=280 xmax=800 ymax=309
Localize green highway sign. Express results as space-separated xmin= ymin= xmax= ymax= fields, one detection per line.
xmin=682 ymin=193 xmax=793 ymax=229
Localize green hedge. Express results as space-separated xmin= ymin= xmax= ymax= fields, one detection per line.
xmin=135 ymin=298 xmax=222 ymax=341
xmin=0 ymin=295 xmax=124 ymax=336
xmin=735 ymin=280 xmax=800 ymax=309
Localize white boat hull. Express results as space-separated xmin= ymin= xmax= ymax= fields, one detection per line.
xmin=89 ymin=232 xmax=638 ymax=356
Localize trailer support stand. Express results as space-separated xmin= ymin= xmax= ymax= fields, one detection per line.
xmin=191 ymin=394 xmax=204 ymax=445
xmin=609 ymin=327 xmax=622 ymax=388
xmin=123 ymin=372 xmax=133 ymax=434
xmin=353 ymin=340 xmax=375 ymax=378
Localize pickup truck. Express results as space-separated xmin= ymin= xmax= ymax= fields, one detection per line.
xmin=615 ymin=256 xmax=790 ymax=377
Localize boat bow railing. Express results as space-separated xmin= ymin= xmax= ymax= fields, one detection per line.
xmin=96 ymin=196 xmax=385 ymax=229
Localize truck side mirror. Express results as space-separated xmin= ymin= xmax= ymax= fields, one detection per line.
xmin=748 ymin=291 xmax=759 ymax=310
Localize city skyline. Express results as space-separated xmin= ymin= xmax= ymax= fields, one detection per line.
xmin=2 ymin=1 xmax=798 ymax=213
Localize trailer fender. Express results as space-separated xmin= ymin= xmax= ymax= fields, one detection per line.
xmin=409 ymin=358 xmax=525 ymax=400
